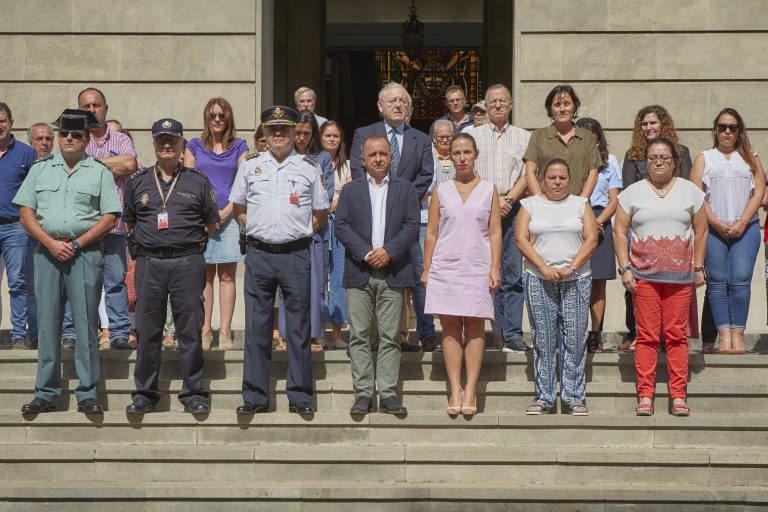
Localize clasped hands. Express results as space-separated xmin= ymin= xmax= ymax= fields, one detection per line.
xmin=365 ymin=248 xmax=391 ymax=269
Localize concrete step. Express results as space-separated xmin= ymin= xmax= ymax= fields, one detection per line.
xmin=5 ymin=411 xmax=768 ymax=449
xmin=2 ymin=378 xmax=767 ymax=415
xmin=0 ymin=481 xmax=765 ymax=511
xmin=2 ymin=350 xmax=767 ymax=383
xmin=0 ymin=444 xmax=765 ymax=487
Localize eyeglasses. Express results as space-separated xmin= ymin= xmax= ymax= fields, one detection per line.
xmin=154 ymin=135 xmax=180 ymax=145
xmin=208 ymin=112 xmax=226 ymax=121
xmin=59 ymin=130 xmax=86 ymax=140
xmin=647 ymin=155 xmax=673 ymax=164
xmin=384 ymin=98 xmax=409 ymax=106
xmin=434 ymin=136 xmax=452 ymax=142
xmin=716 ymin=123 xmax=738 ymax=133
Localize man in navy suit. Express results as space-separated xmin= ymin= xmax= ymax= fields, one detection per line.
xmin=335 ymin=135 xmax=420 ymax=416
xmin=350 ymin=82 xmax=435 ymax=352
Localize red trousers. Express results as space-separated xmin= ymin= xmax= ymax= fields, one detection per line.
xmin=633 ymin=280 xmax=692 ymax=399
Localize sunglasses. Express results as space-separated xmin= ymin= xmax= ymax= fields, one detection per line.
xmin=716 ymin=123 xmax=738 ymax=133
xmin=209 ymin=112 xmax=226 ymax=121
xmin=59 ymin=130 xmax=86 ymax=140
xmin=154 ymin=135 xmax=180 ymax=145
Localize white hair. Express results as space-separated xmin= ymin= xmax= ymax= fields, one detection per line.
xmin=432 ymin=119 xmax=453 ymax=134
xmin=378 ymin=82 xmax=412 ymax=106
xmin=484 ymin=84 xmax=512 ymax=103
xmin=27 ymin=122 xmax=54 ymax=143
xmin=294 ymin=86 xmax=316 ymax=104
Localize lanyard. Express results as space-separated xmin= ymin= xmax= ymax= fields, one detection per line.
xmin=153 ymin=166 xmax=180 ymax=211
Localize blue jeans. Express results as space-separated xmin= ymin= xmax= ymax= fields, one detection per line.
xmin=409 ymin=224 xmax=436 ymax=340
xmin=323 ymin=214 xmax=349 ymax=325
xmin=492 ymin=204 xmax=524 ymax=342
xmin=62 ymin=234 xmax=130 ymax=340
xmin=25 ymin=238 xmax=38 ymax=341
xmin=0 ymin=222 xmax=29 ymax=340
xmin=704 ymin=220 xmax=760 ymax=331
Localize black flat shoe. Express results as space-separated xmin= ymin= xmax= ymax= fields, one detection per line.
xmin=77 ymin=398 xmax=103 ymax=415
xmin=236 ymin=401 xmax=268 ymax=415
xmin=289 ymin=402 xmax=314 ymax=416
xmin=21 ymin=397 xmax=56 ymax=414
xmin=126 ymin=397 xmax=155 ymax=415
xmin=184 ymin=399 xmax=209 ymax=416
xmin=400 ymin=342 xmax=420 ymax=353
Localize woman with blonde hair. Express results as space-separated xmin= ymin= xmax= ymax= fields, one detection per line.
xmin=184 ymin=97 xmax=249 ymax=350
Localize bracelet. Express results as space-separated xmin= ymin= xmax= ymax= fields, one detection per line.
xmin=617 ymin=265 xmax=632 ymax=276
xmin=566 ymin=264 xmax=580 ymax=277
xmin=694 ymin=266 xmax=708 ymax=280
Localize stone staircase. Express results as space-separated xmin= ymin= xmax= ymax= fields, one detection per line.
xmin=1 ymin=344 xmax=768 ymax=510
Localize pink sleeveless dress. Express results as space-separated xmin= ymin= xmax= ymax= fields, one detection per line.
xmin=424 ymin=179 xmax=495 ymax=319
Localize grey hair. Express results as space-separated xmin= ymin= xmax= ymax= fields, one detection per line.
xmin=294 ymin=86 xmax=316 ymax=104
xmin=432 ymin=119 xmax=454 ymax=134
xmin=27 ymin=122 xmax=54 ymax=143
xmin=378 ymin=82 xmax=412 ymax=106
xmin=484 ymin=84 xmax=512 ymax=103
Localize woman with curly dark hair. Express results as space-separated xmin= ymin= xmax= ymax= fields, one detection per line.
xmin=618 ymin=105 xmax=693 ymax=352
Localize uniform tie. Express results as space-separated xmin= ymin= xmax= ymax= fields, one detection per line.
xmin=389 ymin=129 xmax=400 ymax=175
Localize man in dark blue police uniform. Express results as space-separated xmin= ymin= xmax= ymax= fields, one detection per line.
xmin=229 ymin=106 xmax=329 ymax=416
xmin=123 ymin=118 xmax=220 ymax=417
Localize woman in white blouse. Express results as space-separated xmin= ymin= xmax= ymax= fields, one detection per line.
xmin=516 ymin=158 xmax=598 ymax=416
xmin=690 ymin=108 xmax=765 ymax=354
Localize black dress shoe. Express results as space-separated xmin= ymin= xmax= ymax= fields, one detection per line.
xmin=21 ymin=397 xmax=56 ymax=414
xmin=379 ymin=396 xmax=408 ymax=416
xmin=126 ymin=396 xmax=155 ymax=415
xmin=184 ymin=398 xmax=209 ymax=416
xmin=420 ymin=334 xmax=440 ymax=352
xmin=236 ymin=401 xmax=268 ymax=415
xmin=349 ymin=396 xmax=372 ymax=416
xmin=400 ymin=342 xmax=421 ymax=353
xmin=77 ymin=398 xmax=103 ymax=415
xmin=289 ymin=402 xmax=314 ymax=416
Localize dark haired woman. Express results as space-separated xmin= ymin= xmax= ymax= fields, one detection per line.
xmin=184 ymin=97 xmax=249 ymax=350
xmin=576 ymin=118 xmax=622 ymax=352
xmin=516 ymin=158 xmax=598 ymax=416
xmin=276 ymin=110 xmax=335 ymax=351
xmin=614 ymin=137 xmax=707 ymax=416
xmin=690 ymin=108 xmax=765 ymax=354
xmin=523 ymin=84 xmax=602 ymax=198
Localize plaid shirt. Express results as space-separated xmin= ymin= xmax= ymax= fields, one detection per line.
xmin=86 ymin=129 xmax=137 ymax=235
xmin=463 ymin=122 xmax=530 ymax=194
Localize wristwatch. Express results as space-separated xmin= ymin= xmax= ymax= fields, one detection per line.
xmin=617 ymin=265 xmax=631 ymax=276
xmin=71 ymin=240 xmax=81 ymax=254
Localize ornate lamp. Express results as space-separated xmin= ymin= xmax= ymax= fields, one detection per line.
xmin=402 ymin=1 xmax=424 ymax=58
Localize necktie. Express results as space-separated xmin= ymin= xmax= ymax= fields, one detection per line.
xmin=389 ymin=130 xmax=400 ymax=175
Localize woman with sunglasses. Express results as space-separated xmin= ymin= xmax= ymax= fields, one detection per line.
xmin=184 ymin=98 xmax=249 ymax=351
xmin=690 ymin=109 xmax=765 ymax=354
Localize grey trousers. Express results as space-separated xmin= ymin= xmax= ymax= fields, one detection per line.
xmin=346 ymin=271 xmax=404 ymax=400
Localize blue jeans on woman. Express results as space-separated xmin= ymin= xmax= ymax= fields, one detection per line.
xmin=323 ymin=214 xmax=348 ymax=325
xmin=704 ymin=220 xmax=760 ymax=331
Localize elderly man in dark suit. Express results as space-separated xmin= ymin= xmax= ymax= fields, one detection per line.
xmin=335 ymin=135 xmax=420 ymax=417
xmin=350 ymin=82 xmax=435 ymax=352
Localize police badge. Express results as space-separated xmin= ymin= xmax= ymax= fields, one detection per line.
xmin=140 ymin=192 xmax=149 ymax=207
xmin=254 ymin=166 xmax=262 ymax=176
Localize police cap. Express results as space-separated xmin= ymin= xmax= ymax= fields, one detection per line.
xmin=151 ymin=118 xmax=183 ymax=138
xmin=53 ymin=109 xmax=100 ymax=131
xmin=261 ymin=106 xmax=298 ymax=127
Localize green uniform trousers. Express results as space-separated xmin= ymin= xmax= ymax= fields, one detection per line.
xmin=346 ymin=271 xmax=404 ymax=400
xmin=34 ymin=243 xmax=104 ymax=403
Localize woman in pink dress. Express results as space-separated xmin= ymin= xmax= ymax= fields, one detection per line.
xmin=422 ymin=133 xmax=502 ymax=416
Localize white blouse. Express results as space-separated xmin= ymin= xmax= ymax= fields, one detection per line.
xmin=520 ymin=194 xmax=590 ymax=281
xmin=701 ymin=149 xmax=756 ymax=224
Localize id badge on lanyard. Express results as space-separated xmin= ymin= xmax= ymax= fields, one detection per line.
xmin=153 ymin=166 xmax=179 ymax=230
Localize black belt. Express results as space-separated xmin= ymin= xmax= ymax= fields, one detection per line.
xmin=248 ymin=237 xmax=309 ymax=254
xmin=0 ymin=217 xmax=19 ymax=225
xmin=136 ymin=244 xmax=204 ymax=259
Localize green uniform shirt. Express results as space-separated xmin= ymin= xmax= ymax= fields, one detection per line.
xmin=12 ymin=153 xmax=122 ymax=239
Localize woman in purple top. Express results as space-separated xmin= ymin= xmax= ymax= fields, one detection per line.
xmin=184 ymin=97 xmax=249 ymax=351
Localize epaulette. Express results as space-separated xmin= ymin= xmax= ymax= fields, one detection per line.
xmin=31 ymin=155 xmax=53 ymax=165
xmin=303 ymin=155 xmax=318 ymax=167
xmin=245 ymin=152 xmax=261 ymax=161
xmin=130 ymin=167 xmax=150 ymax=179
xmin=187 ymin=167 xmax=208 ymax=178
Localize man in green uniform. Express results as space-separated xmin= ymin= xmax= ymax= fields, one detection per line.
xmin=15 ymin=109 xmax=122 ymax=415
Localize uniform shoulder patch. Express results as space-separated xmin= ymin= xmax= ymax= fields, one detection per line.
xmin=130 ymin=167 xmax=150 ymax=179
xmin=303 ymin=155 xmax=318 ymax=167
xmin=245 ymin=152 xmax=261 ymax=161
xmin=187 ymin=167 xmax=208 ymax=178
xmin=32 ymin=155 xmax=53 ymax=165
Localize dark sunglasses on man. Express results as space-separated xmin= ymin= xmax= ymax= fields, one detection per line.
xmin=59 ymin=130 xmax=87 ymax=140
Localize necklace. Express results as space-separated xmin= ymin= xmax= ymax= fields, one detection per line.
xmin=648 ymin=177 xmax=674 ymax=197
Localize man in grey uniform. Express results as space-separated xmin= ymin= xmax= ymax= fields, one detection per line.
xmin=229 ymin=106 xmax=329 ymax=416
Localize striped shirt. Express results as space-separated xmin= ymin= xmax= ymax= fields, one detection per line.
xmin=86 ymin=129 xmax=137 ymax=235
xmin=462 ymin=122 xmax=530 ymax=194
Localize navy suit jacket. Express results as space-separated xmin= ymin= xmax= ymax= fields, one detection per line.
xmin=334 ymin=175 xmax=420 ymax=289
xmin=350 ymin=122 xmax=434 ymax=200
